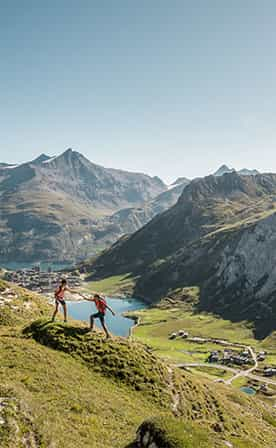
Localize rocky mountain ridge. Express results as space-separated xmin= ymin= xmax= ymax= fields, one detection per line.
xmin=214 ymin=164 xmax=259 ymax=177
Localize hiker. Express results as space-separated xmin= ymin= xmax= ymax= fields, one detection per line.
xmin=82 ymin=293 xmax=116 ymax=339
xmin=52 ymin=278 xmax=78 ymax=323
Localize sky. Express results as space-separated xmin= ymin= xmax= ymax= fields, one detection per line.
xmin=0 ymin=1 xmax=276 ymax=183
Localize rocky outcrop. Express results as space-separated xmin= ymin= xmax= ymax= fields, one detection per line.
xmin=128 ymin=417 xmax=214 ymax=448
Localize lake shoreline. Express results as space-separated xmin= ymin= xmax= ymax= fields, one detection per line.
xmin=66 ymin=296 xmax=147 ymax=338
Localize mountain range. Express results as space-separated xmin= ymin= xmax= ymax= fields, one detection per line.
xmin=88 ymin=170 xmax=276 ymax=337
xmin=0 ymin=151 xmax=262 ymax=266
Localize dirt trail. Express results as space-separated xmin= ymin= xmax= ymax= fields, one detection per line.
xmin=224 ymin=345 xmax=258 ymax=385
xmin=167 ymin=367 xmax=181 ymax=416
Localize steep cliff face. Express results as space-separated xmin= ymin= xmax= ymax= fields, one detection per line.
xmin=199 ymin=213 xmax=276 ymax=336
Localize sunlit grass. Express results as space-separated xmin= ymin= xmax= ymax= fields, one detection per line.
xmin=85 ymin=273 xmax=136 ymax=295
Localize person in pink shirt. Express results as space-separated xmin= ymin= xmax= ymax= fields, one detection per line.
xmin=52 ymin=278 xmax=77 ymax=323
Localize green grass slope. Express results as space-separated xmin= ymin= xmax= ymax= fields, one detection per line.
xmin=0 ymin=279 xmax=50 ymax=326
xmin=1 ymin=281 xmax=276 ymax=447
xmin=131 ymin=291 xmax=259 ymax=364
xmin=23 ymin=320 xmax=171 ymax=405
xmin=0 ymin=330 xmax=165 ymax=448
xmin=84 ymin=273 xmax=136 ymax=296
xmin=23 ymin=320 xmax=276 ymax=448
xmin=134 ymin=416 xmax=213 ymax=448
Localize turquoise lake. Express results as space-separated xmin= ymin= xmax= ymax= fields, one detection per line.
xmin=67 ymin=297 xmax=146 ymax=337
xmin=240 ymin=386 xmax=256 ymax=396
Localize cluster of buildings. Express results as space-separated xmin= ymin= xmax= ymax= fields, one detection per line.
xmin=169 ymin=330 xmax=189 ymax=339
xmin=208 ymin=349 xmax=267 ymax=367
xmin=4 ymin=266 xmax=82 ymax=293
xmin=207 ymin=349 xmax=254 ymax=366
xmin=263 ymin=367 xmax=276 ymax=377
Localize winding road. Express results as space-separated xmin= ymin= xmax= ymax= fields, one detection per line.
xmin=224 ymin=345 xmax=258 ymax=385
xmin=175 ymin=341 xmax=276 ymax=387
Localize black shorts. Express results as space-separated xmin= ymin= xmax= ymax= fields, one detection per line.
xmin=55 ymin=298 xmax=66 ymax=306
xmin=91 ymin=312 xmax=105 ymax=323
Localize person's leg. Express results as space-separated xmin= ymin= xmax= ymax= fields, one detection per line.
xmin=100 ymin=315 xmax=111 ymax=339
xmin=62 ymin=303 xmax=67 ymax=323
xmin=90 ymin=314 xmax=95 ymax=330
xmin=52 ymin=302 xmax=59 ymax=321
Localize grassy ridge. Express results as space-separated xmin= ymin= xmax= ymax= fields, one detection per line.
xmin=24 ymin=320 xmax=171 ymax=405
xmin=85 ymin=273 xmax=136 ymax=296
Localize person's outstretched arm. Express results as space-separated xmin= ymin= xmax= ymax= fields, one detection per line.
xmin=81 ymin=294 xmax=95 ymax=302
xmin=106 ymin=304 xmax=116 ymax=316
xmin=66 ymin=287 xmax=80 ymax=294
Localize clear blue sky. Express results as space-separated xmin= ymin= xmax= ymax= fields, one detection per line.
xmin=0 ymin=1 xmax=276 ymax=182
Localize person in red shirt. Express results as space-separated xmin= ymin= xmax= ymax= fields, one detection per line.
xmin=52 ymin=279 xmax=78 ymax=323
xmin=82 ymin=293 xmax=115 ymax=339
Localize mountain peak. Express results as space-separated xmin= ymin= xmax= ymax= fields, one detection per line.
xmin=170 ymin=177 xmax=190 ymax=187
xmin=59 ymin=148 xmax=87 ymax=162
xmin=214 ymin=165 xmax=235 ymax=176
xmin=31 ymin=153 xmax=52 ymax=165
xmin=64 ymin=147 xmax=73 ymax=155
xmin=61 ymin=148 xmax=75 ymax=159
xmin=214 ymin=165 xmax=259 ymax=177
xmin=43 ymin=149 xmax=88 ymax=167
xmin=239 ymin=168 xmax=259 ymax=176
xmin=179 ymin=171 xmax=276 ymax=205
